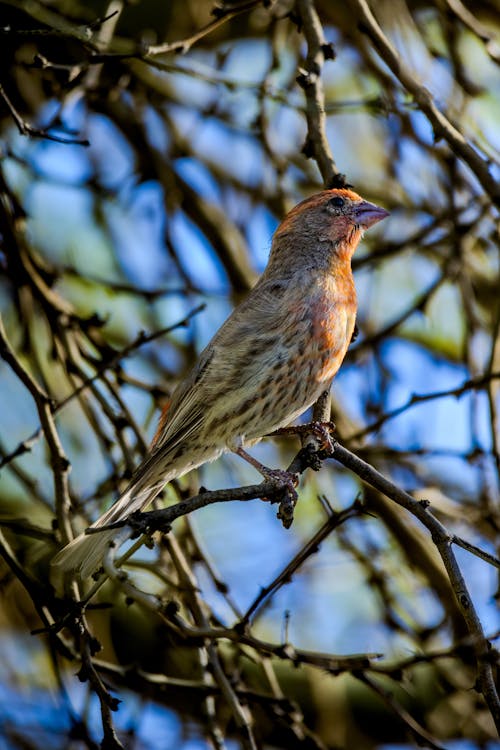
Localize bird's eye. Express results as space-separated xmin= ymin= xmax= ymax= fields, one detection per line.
xmin=329 ymin=196 xmax=345 ymax=208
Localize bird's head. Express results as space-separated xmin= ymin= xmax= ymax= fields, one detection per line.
xmin=270 ymin=188 xmax=389 ymax=270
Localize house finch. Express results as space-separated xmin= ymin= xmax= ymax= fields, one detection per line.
xmin=53 ymin=188 xmax=388 ymax=577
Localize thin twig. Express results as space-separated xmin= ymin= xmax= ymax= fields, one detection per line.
xmin=146 ymin=1 xmax=262 ymax=56
xmin=0 ymin=316 xmax=73 ymax=545
xmin=0 ymin=306 xmax=205 ymax=470
xmin=294 ymin=0 xmax=342 ymax=186
xmin=443 ymin=0 xmax=500 ymax=64
xmin=240 ymin=499 xmax=363 ymax=625
xmin=349 ymin=0 xmax=500 ymax=206
xmin=354 ymin=670 xmax=445 ymax=749
xmin=0 ymin=84 xmax=89 ymax=145
xmin=349 ymin=371 xmax=500 ymax=441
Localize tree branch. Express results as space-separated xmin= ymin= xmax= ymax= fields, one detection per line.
xmin=349 ymin=0 xmax=500 ymax=207
xmin=331 ymin=440 xmax=500 ymax=731
xmin=294 ymin=0 xmax=345 ymax=187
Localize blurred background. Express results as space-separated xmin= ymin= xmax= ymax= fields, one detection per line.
xmin=0 ymin=0 xmax=499 ymax=748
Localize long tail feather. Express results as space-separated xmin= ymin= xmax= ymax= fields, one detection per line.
xmin=51 ymin=477 xmax=167 ymax=579
xmin=52 ymin=432 xmax=219 ymax=580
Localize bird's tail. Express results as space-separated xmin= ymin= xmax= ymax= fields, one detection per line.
xmin=51 ymin=474 xmax=167 ymax=580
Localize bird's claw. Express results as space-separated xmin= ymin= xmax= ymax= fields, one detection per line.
xmin=270 ymin=421 xmax=336 ymax=455
xmin=304 ymin=420 xmax=336 ymax=451
xmin=301 ymin=421 xmax=336 ymax=466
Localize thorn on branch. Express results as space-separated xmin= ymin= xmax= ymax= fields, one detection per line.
xmin=301 ymin=136 xmax=315 ymax=158
xmin=57 ymin=455 xmax=72 ymax=471
xmin=296 ymin=68 xmax=317 ymax=89
xmin=326 ymin=173 xmax=350 ymax=189
xmin=162 ymin=599 xmax=180 ymax=618
xmin=79 ymin=311 xmax=108 ymax=329
xmin=276 ymin=643 xmax=297 ymax=661
xmin=86 ymin=9 xmax=120 ymax=32
xmin=77 ymin=664 xmax=89 ymax=683
xmin=432 ymin=123 xmax=445 ymax=143
xmin=287 ymin=10 xmax=302 ymax=31
xmin=233 ymin=619 xmax=248 ymax=636
xmin=321 ymin=42 xmax=336 ymax=60
xmin=211 ymin=6 xmax=228 ymax=19
xmin=89 ymin=635 xmax=102 ymax=656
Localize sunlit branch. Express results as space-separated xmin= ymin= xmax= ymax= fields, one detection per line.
xmin=350 ymin=0 xmax=500 ymax=207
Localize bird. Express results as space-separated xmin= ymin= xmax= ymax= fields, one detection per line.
xmin=52 ymin=188 xmax=389 ymax=578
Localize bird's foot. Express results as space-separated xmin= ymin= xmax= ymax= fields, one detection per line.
xmin=235 ymin=447 xmax=299 ymax=528
xmin=270 ymin=420 xmax=336 ymax=452
xmin=272 ymin=421 xmax=336 ymax=470
xmin=302 ymin=420 xmax=336 ymax=455
xmin=296 ymin=421 xmax=336 ymax=471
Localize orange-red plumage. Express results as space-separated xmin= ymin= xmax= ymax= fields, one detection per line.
xmin=151 ymin=399 xmax=171 ymax=448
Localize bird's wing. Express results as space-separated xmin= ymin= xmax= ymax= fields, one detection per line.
xmin=150 ymin=343 xmax=217 ymax=450
xmin=149 ymin=276 xmax=313 ymax=457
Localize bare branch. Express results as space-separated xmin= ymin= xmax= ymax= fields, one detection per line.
xmin=349 ymin=0 xmax=500 ymax=206
xmin=331 ymin=440 xmax=500 ymax=731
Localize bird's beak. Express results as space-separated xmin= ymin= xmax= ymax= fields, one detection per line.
xmin=354 ymin=200 xmax=389 ymax=228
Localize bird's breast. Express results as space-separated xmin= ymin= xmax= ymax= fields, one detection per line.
xmin=306 ymin=280 xmax=357 ymax=385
